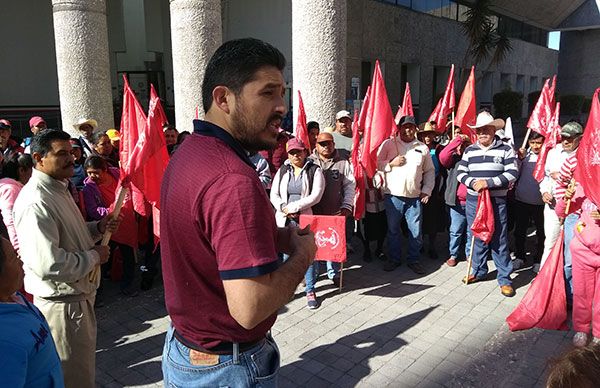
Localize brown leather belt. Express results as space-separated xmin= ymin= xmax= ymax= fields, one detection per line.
xmin=173 ymin=329 xmax=265 ymax=355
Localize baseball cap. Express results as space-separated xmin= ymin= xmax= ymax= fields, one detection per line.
xmin=560 ymin=121 xmax=583 ymax=138
xmin=0 ymin=119 xmax=11 ymax=128
xmin=29 ymin=116 xmax=46 ymax=128
xmin=106 ymin=129 xmax=120 ymax=141
xmin=286 ymin=138 xmax=306 ymax=152
xmin=335 ymin=110 xmax=352 ymax=121
xmin=398 ymin=115 xmax=417 ymax=127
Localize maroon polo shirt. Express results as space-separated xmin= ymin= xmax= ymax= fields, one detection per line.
xmin=161 ymin=120 xmax=279 ymax=349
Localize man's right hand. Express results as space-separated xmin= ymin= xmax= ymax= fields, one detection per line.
xmin=542 ymin=192 xmax=554 ymax=205
xmin=290 ymin=225 xmax=316 ymax=266
xmin=92 ymin=245 xmax=110 ymax=265
xmin=389 ymin=155 xmax=406 ymax=167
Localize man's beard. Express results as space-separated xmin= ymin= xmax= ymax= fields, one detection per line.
xmin=230 ymin=103 xmax=281 ymax=153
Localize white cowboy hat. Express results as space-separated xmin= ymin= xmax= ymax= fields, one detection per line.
xmin=467 ymin=111 xmax=504 ymax=130
xmin=73 ymin=118 xmax=98 ymax=131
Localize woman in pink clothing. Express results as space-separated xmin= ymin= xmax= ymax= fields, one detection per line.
xmin=0 ymin=153 xmax=33 ymax=252
xmin=557 ymin=183 xmax=600 ymax=347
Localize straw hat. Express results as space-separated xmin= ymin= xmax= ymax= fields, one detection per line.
xmin=73 ymin=118 xmax=98 ymax=131
xmin=467 ymin=111 xmax=504 ymax=130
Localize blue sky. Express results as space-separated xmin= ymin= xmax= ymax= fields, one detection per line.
xmin=548 ymin=31 xmax=560 ymax=50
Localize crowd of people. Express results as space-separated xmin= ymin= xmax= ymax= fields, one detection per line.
xmin=0 ymin=36 xmax=598 ymax=388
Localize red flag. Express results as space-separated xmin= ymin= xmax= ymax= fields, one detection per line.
xmin=360 ymin=60 xmax=396 ymax=178
xmin=455 ymin=66 xmax=477 ymax=143
xmin=470 ymin=189 xmax=495 ymax=244
xmin=351 ymin=110 xmax=365 ymax=220
xmin=533 ymin=102 xmax=561 ymax=182
xmin=299 ymin=215 xmax=347 ymax=262
xmin=295 ymin=90 xmax=311 ymax=151
xmin=506 ymin=230 xmax=568 ymax=331
xmin=357 ymin=86 xmax=371 ymax=132
xmin=527 ymin=77 xmax=555 ymax=136
xmin=428 ymin=64 xmax=455 ymax=133
xmin=575 ymin=88 xmax=600 ymax=207
xmin=150 ymin=84 xmax=168 ymax=126
xmin=395 ymin=83 xmax=414 ymax=123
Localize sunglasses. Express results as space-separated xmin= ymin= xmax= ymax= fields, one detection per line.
xmin=317 ymin=141 xmax=333 ymax=146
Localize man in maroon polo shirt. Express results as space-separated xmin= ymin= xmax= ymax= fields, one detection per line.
xmin=160 ymin=38 xmax=317 ymax=387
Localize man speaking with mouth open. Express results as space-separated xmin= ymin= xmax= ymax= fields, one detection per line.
xmin=160 ymin=38 xmax=317 ymax=387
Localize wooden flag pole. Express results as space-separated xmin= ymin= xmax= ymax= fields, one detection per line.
xmin=89 ymin=186 xmax=128 ymax=283
xmin=464 ymin=236 xmax=475 ymax=285
xmin=521 ymin=127 xmax=532 ymax=150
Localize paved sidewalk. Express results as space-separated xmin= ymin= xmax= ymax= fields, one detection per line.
xmin=95 ymin=246 xmax=574 ymax=388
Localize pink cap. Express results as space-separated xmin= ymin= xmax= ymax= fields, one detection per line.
xmin=286 ymin=138 xmax=306 ymax=152
xmin=0 ymin=119 xmax=11 ymax=127
xmin=29 ymin=116 xmax=46 ymax=128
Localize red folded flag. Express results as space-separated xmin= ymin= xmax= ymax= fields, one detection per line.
xmin=395 ymin=82 xmax=414 ymax=123
xmin=533 ymin=102 xmax=561 ymax=182
xmin=454 ymin=66 xmax=477 ymax=143
xmin=428 ymin=64 xmax=455 ymax=133
xmin=527 ymin=77 xmax=555 ymax=136
xmin=295 ymin=90 xmax=311 ymax=151
xmin=506 ymin=229 xmax=568 ymax=331
xmin=299 ymin=215 xmax=347 ymax=262
xmin=357 ymin=86 xmax=371 ymax=132
xmin=360 ymin=60 xmax=396 ymax=178
xmin=150 ymin=84 xmax=169 ymax=126
xmin=351 ymin=110 xmax=365 ymax=220
xmin=575 ymin=87 xmax=600 ymax=207
xmin=470 ymin=189 xmax=495 ymax=244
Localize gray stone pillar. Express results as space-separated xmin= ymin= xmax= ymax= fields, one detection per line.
xmin=292 ymin=0 xmax=347 ymax=128
xmin=52 ymin=0 xmax=114 ymax=136
xmin=170 ymin=0 xmax=222 ymax=131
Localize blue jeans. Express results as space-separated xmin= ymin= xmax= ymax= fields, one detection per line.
xmin=305 ymin=261 xmax=340 ymax=293
xmin=384 ymin=195 xmax=422 ymax=264
xmin=162 ymin=325 xmax=280 ymax=387
xmin=448 ymin=204 xmax=469 ymax=259
xmin=563 ymin=213 xmax=578 ymax=302
xmin=465 ymin=196 xmax=513 ymax=286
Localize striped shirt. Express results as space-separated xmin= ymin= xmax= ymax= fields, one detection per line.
xmin=556 ymin=153 xmax=581 ymax=215
xmin=457 ymin=138 xmax=518 ymax=197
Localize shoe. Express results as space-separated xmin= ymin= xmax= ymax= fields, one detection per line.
xmin=428 ymin=249 xmax=439 ymax=260
xmin=512 ymin=258 xmax=524 ymax=271
xmin=462 ymin=275 xmax=481 ymax=285
xmin=532 ymin=263 xmax=540 ymax=274
xmin=500 ymin=285 xmax=515 ymax=297
xmin=331 ymin=277 xmax=341 ymax=288
xmin=306 ymin=291 xmax=318 ymax=309
xmin=383 ymin=260 xmax=401 ymax=272
xmin=407 ymin=262 xmax=426 ymax=275
xmin=573 ymin=332 xmax=589 ymax=348
xmin=446 ymin=257 xmax=457 ymax=267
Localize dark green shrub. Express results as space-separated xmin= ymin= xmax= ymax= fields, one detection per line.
xmin=493 ymin=90 xmax=523 ymax=119
xmin=559 ymin=95 xmax=585 ymax=116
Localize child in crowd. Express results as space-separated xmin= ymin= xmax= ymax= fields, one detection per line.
xmin=0 ymin=237 xmax=64 ymax=387
xmin=557 ymin=182 xmax=600 ymax=347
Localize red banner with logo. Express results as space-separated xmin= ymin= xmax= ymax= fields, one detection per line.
xmin=299 ymin=215 xmax=347 ymax=263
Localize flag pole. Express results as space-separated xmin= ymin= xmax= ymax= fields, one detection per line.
xmin=451 ymin=110 xmax=455 ymax=139
xmin=89 ymin=186 xmax=129 ymax=283
xmin=339 ymin=261 xmax=344 ymax=293
xmin=521 ymin=127 xmax=532 ymax=150
xmin=464 ymin=236 xmax=475 ymax=285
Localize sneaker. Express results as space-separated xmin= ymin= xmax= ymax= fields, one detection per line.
xmin=512 ymin=258 xmax=525 ymax=271
xmin=532 ymin=263 xmax=541 ymax=274
xmin=306 ymin=291 xmax=318 ymax=309
xmin=446 ymin=257 xmax=458 ymax=267
xmin=573 ymin=332 xmax=589 ymax=348
xmin=383 ymin=260 xmax=401 ymax=272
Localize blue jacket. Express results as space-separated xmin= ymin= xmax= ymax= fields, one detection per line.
xmin=0 ymin=293 xmax=64 ymax=387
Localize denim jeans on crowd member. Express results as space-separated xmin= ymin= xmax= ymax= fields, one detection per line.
xmin=162 ymin=325 xmax=280 ymax=388
xmin=465 ymin=195 xmax=513 ymax=286
xmin=384 ymin=195 xmax=423 ymax=264
xmin=304 ymin=261 xmax=341 ymax=293
xmin=448 ymin=204 xmax=469 ymax=259
xmin=563 ymin=213 xmax=578 ymax=302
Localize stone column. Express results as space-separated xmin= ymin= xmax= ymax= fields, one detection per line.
xmin=52 ymin=0 xmax=114 ymax=136
xmin=170 ymin=0 xmax=222 ymax=131
xmin=292 ymin=0 xmax=347 ymax=128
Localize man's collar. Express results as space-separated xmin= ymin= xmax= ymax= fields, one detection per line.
xmin=193 ymin=120 xmax=254 ymax=168
xmin=32 ymin=169 xmax=69 ymax=189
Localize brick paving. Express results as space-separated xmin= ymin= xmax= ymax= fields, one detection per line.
xmin=95 ymin=240 xmax=574 ymax=388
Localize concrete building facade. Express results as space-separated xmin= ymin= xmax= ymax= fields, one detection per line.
xmin=0 ymin=0 xmax=597 ymax=137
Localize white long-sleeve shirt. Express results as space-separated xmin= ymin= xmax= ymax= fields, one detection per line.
xmin=377 ymin=137 xmax=435 ymax=198
xmin=13 ymin=169 xmax=102 ymax=299
xmin=539 ymin=144 xmax=574 ymax=198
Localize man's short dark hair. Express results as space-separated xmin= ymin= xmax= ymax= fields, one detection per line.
xmin=307 ymin=121 xmax=320 ymax=131
xmin=84 ymin=155 xmax=108 ymax=171
xmin=30 ymin=129 xmax=71 ymax=161
xmin=529 ymin=131 xmax=544 ymax=141
xmin=202 ymin=38 xmax=286 ymax=113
